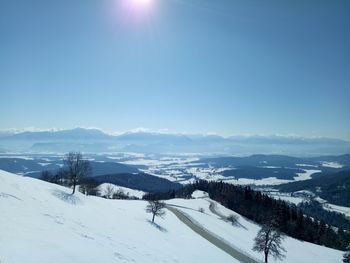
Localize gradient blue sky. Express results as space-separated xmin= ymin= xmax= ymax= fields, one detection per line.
xmin=1 ymin=0 xmax=349 ymax=139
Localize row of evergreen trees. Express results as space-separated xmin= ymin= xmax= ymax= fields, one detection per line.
xmin=299 ymin=200 xmax=350 ymax=230
xmin=144 ymin=180 xmax=350 ymax=251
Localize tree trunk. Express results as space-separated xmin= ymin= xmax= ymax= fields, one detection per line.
xmin=264 ymin=251 xmax=268 ymax=263
xmin=152 ymin=213 xmax=155 ymax=223
xmin=72 ymin=177 xmax=76 ymax=194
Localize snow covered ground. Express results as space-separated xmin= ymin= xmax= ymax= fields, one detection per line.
xmin=321 ymin=161 xmax=344 ymax=169
xmin=323 ymin=203 xmax=350 ymax=218
xmin=314 ymin=197 xmax=350 ymax=218
xmin=120 ymin=155 xmax=323 ymax=186
xmin=264 ymin=190 xmax=350 ymax=218
xmin=122 ymin=157 xmax=199 ymax=167
xmin=221 ymin=177 xmax=294 ymax=186
xmin=293 ymin=169 xmax=321 ymax=181
xmin=98 ymin=183 xmax=146 ymax=199
xmin=167 ymin=193 xmax=343 ymax=263
xmin=0 ymin=171 xmax=344 ymax=263
xmin=219 ymin=169 xmax=321 ymax=186
xmin=0 ymin=170 xmax=235 ymax=263
xmin=191 ymin=190 xmax=209 ymax=199
xmin=265 ymin=193 xmax=305 ymax=206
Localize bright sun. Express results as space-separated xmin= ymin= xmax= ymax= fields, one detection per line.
xmin=117 ymin=0 xmax=154 ymax=21
xmin=132 ymin=0 xmax=152 ymax=6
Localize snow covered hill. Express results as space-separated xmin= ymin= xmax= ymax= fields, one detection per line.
xmin=0 ymin=170 xmax=343 ymax=263
xmin=0 ymin=170 xmax=235 ymax=263
xmin=167 ymin=192 xmax=343 ymax=263
xmin=98 ymin=183 xmax=146 ymax=199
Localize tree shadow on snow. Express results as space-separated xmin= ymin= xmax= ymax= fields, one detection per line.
xmin=147 ymin=220 xmax=168 ymax=233
xmin=52 ymin=190 xmax=82 ymax=205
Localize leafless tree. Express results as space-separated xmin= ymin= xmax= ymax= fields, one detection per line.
xmin=40 ymin=170 xmax=52 ymax=182
xmin=63 ymin=152 xmax=92 ymax=194
xmin=79 ymin=177 xmax=99 ymax=196
xmin=253 ymin=222 xmax=286 ymax=263
xmin=146 ymin=200 xmax=166 ymax=223
xmin=113 ymin=188 xmax=130 ymax=199
xmin=343 ymin=243 xmax=350 ymax=263
xmin=51 ymin=168 xmax=69 ymax=186
xmin=105 ymin=184 xmax=115 ymax=199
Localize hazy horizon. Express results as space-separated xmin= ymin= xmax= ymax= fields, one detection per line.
xmin=1 ymin=126 xmax=350 ymax=141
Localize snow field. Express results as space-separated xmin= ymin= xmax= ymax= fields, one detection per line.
xmin=0 ymin=170 xmax=235 ymax=263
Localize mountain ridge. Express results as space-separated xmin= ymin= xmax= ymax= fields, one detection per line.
xmin=2 ymin=127 xmax=350 ymax=142
xmin=0 ymin=128 xmax=349 ymax=156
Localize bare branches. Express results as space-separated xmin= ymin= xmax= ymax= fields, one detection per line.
xmin=63 ymin=152 xmax=92 ymax=194
xmin=343 ymin=243 xmax=350 ymax=263
xmin=146 ymin=200 xmax=166 ymax=223
xmin=253 ymin=222 xmax=286 ymax=263
xmin=105 ymin=184 xmax=115 ymax=199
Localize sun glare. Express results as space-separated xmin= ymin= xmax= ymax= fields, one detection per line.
xmin=118 ymin=0 xmax=154 ymax=18
xmin=135 ymin=0 xmax=152 ymax=5
xmin=131 ymin=0 xmax=153 ymax=8
xmin=113 ymin=0 xmax=155 ymax=25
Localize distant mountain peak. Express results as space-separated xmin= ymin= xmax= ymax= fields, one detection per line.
xmin=1 ymin=128 xmax=349 ymax=155
xmin=7 ymin=127 xmax=112 ymax=141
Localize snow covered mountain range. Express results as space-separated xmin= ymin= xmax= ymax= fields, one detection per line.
xmin=1 ymin=128 xmax=349 ymax=155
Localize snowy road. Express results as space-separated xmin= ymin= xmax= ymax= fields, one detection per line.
xmin=166 ymin=205 xmax=260 ymax=263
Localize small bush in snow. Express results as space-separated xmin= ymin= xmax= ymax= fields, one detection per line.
xmin=227 ymin=214 xmax=239 ymax=225
xmin=198 ymin=207 xmax=205 ymax=213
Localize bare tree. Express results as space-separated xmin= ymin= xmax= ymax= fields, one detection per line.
xmin=63 ymin=152 xmax=92 ymax=194
xmin=253 ymin=222 xmax=286 ymax=263
xmin=40 ymin=170 xmax=52 ymax=182
xmin=105 ymin=184 xmax=115 ymax=199
xmin=79 ymin=177 xmax=100 ymax=196
xmin=113 ymin=188 xmax=129 ymax=199
xmin=343 ymin=244 xmax=350 ymax=263
xmin=146 ymin=200 xmax=166 ymax=223
xmin=50 ymin=168 xmax=69 ymax=186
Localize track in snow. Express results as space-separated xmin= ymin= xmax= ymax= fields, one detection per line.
xmin=166 ymin=205 xmax=260 ymax=263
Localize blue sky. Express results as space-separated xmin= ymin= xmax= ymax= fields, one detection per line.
xmin=1 ymin=0 xmax=349 ymax=139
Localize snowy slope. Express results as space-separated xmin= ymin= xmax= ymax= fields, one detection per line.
xmin=0 ymin=170 xmax=236 ymax=263
xmin=167 ymin=192 xmax=343 ymax=263
xmin=0 ymin=171 xmax=343 ymax=263
xmin=98 ymin=183 xmax=146 ymax=199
